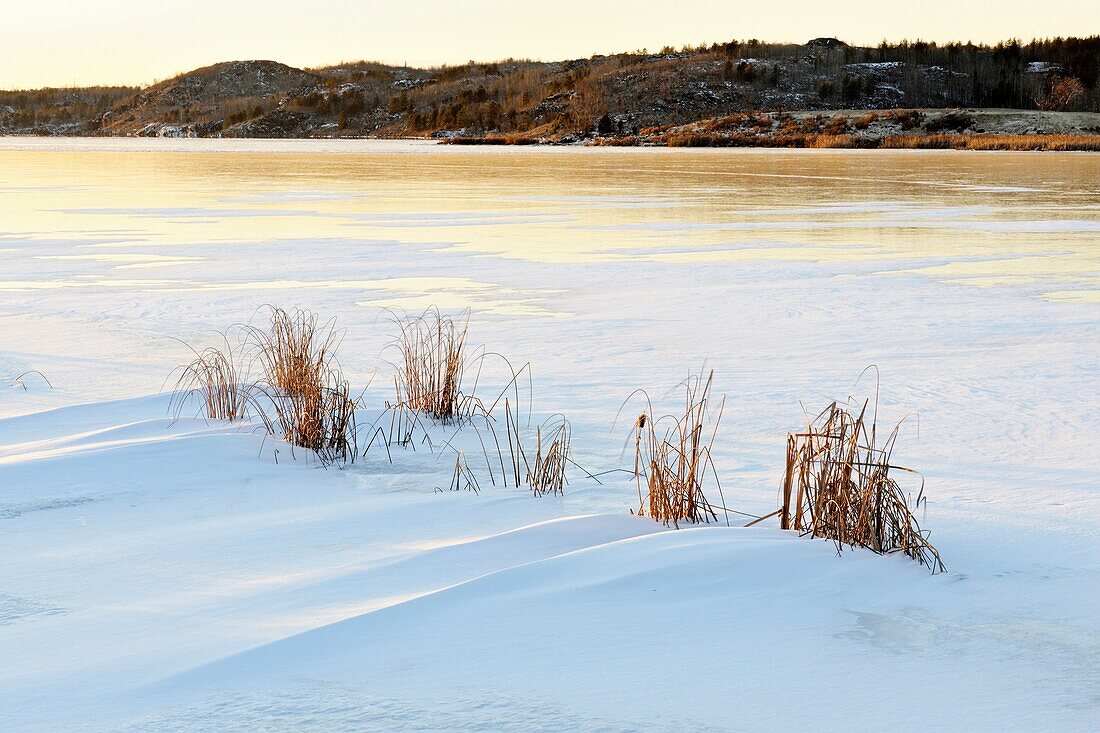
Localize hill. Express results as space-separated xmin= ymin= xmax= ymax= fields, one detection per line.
xmin=101 ymin=60 xmax=319 ymax=135
xmin=1 ymin=36 xmax=1097 ymax=141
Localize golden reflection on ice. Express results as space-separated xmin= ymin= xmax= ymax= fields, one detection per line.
xmin=0 ymin=142 xmax=1097 ymax=303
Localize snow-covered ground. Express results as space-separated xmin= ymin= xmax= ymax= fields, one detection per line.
xmin=1 ymin=140 xmax=1098 ymax=731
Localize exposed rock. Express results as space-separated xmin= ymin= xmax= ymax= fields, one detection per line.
xmin=806 ymin=38 xmax=847 ymax=49
xmin=392 ymin=79 xmax=434 ymax=90
xmin=106 ymin=61 xmax=318 ymax=135
xmin=224 ymin=109 xmax=312 ymax=138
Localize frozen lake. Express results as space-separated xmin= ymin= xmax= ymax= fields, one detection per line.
xmin=1 ymin=139 xmax=1098 ymax=731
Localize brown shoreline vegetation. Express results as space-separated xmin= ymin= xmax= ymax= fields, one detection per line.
xmin=781 ymin=400 xmax=945 ymax=572
xmin=171 ymin=306 xmax=360 ymax=466
xmin=445 ymin=131 xmax=1100 ymax=151
xmin=444 ymin=108 xmax=1100 ymax=151
xmin=635 ymin=132 xmax=1100 ymax=151
xmin=172 ymin=305 xmax=943 ymax=571
xmin=626 ymin=369 xmax=725 ymax=528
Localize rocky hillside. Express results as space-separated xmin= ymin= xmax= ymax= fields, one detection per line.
xmin=101 ymin=60 xmax=319 ymax=136
xmin=595 ymin=108 xmax=1100 ymax=149
xmin=2 ymin=36 xmax=1097 ymax=140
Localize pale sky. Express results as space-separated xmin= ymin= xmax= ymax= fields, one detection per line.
xmin=2 ymin=1 xmax=1096 ymax=89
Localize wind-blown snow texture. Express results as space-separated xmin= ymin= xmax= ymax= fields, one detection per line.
xmin=1 ymin=140 xmax=1098 ymax=732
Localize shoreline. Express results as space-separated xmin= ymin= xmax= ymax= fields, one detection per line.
xmin=444 ymin=132 xmax=1100 ymax=151
xmin=443 ymin=108 xmax=1100 ymax=151
xmin=6 ymin=108 xmax=1098 ymax=152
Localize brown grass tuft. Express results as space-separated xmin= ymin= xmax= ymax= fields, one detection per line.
xmin=780 ymin=399 xmax=944 ymax=572
xmin=444 ymin=452 xmax=482 ymax=493
xmin=853 ymin=112 xmax=879 ymax=129
xmin=171 ymin=334 xmax=249 ymax=421
xmin=246 ymin=306 xmax=359 ymax=465
xmin=881 ymin=133 xmax=1100 ymax=151
xmin=527 ymin=416 xmax=571 ymax=497
xmin=381 ymin=311 xmax=577 ymax=496
xmin=646 ymin=125 xmax=1100 ymax=151
xmin=391 ymin=307 xmax=471 ymax=423
xmin=626 ymin=369 xmax=726 ymax=527
xmin=880 ymin=108 xmax=922 ymax=129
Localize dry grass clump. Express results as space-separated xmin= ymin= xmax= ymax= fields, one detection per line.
xmin=780 ymin=400 xmax=944 ymax=572
xmin=246 ymin=306 xmax=359 ymax=465
xmin=799 ymin=115 xmax=827 ymax=133
xmin=170 ymin=335 xmax=249 ymax=421
xmin=664 ymin=132 xmax=732 ymax=147
xmin=258 ymin=374 xmax=357 ymax=465
xmin=441 ymin=134 xmax=537 ymax=145
xmin=461 ymin=379 xmax=570 ymax=495
xmin=170 ymin=307 xmax=359 ymax=465
xmin=880 ymin=108 xmax=923 ymax=129
xmin=525 ymin=416 xmax=571 ymax=496
xmin=593 ymin=135 xmax=642 ymax=147
xmin=853 ymin=112 xmax=879 ymax=129
xmin=807 ymin=133 xmax=860 ymax=149
xmin=635 ymin=124 xmax=1100 ymax=151
xmin=882 ymin=133 xmax=1100 ymax=151
xmin=821 ymin=116 xmax=850 ymax=135
xmin=381 ymin=309 xmax=578 ymax=496
xmin=626 ymin=369 xmax=726 ymax=527
xmin=390 ymin=307 xmax=471 ymax=423
xmin=700 ymin=112 xmax=772 ymax=133
xmin=444 ymin=452 xmax=482 ymax=493
xmin=662 ymin=130 xmax=879 ymax=149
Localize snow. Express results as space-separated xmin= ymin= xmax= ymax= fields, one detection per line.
xmin=1 ymin=140 xmax=1099 ymax=731
xmin=845 ymin=61 xmax=903 ymax=70
xmin=1026 ymin=61 xmax=1064 ymax=74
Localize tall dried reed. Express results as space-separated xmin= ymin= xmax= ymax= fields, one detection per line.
xmin=245 ymin=306 xmax=359 ymax=465
xmin=482 ymin=367 xmax=572 ymax=495
xmin=390 ymin=307 xmax=471 ymax=422
xmin=382 ymin=309 xmax=573 ymax=493
xmin=170 ymin=335 xmax=249 ymax=421
xmin=444 ymin=452 xmax=482 ymax=493
xmin=625 ymin=369 xmax=726 ymax=527
xmin=780 ymin=400 xmax=944 ymax=572
xmin=526 ymin=416 xmax=571 ymax=496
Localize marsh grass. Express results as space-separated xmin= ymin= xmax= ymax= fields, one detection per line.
xmin=628 ymin=126 xmax=1100 ymax=151
xmin=170 ymin=309 xmax=359 ymax=465
xmin=482 ymin=369 xmax=574 ymax=496
xmin=383 ymin=307 xmax=573 ymax=494
xmin=781 ymin=399 xmax=944 ymax=572
xmin=390 ymin=306 xmax=471 ymax=423
xmin=881 ymin=133 xmax=1100 ymax=151
xmin=524 ymin=415 xmax=571 ymax=496
xmin=390 ymin=341 xmax=578 ymax=497
xmin=376 ymin=397 xmax=436 ymax=450
xmin=244 ymin=306 xmax=359 ymax=465
xmin=170 ymin=335 xmax=249 ymax=421
xmin=250 ymin=307 xmax=341 ymax=395
xmin=444 ymin=452 xmax=482 ymax=493
xmin=527 ymin=417 xmax=570 ymax=497
xmin=622 ymin=369 xmax=726 ymax=527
